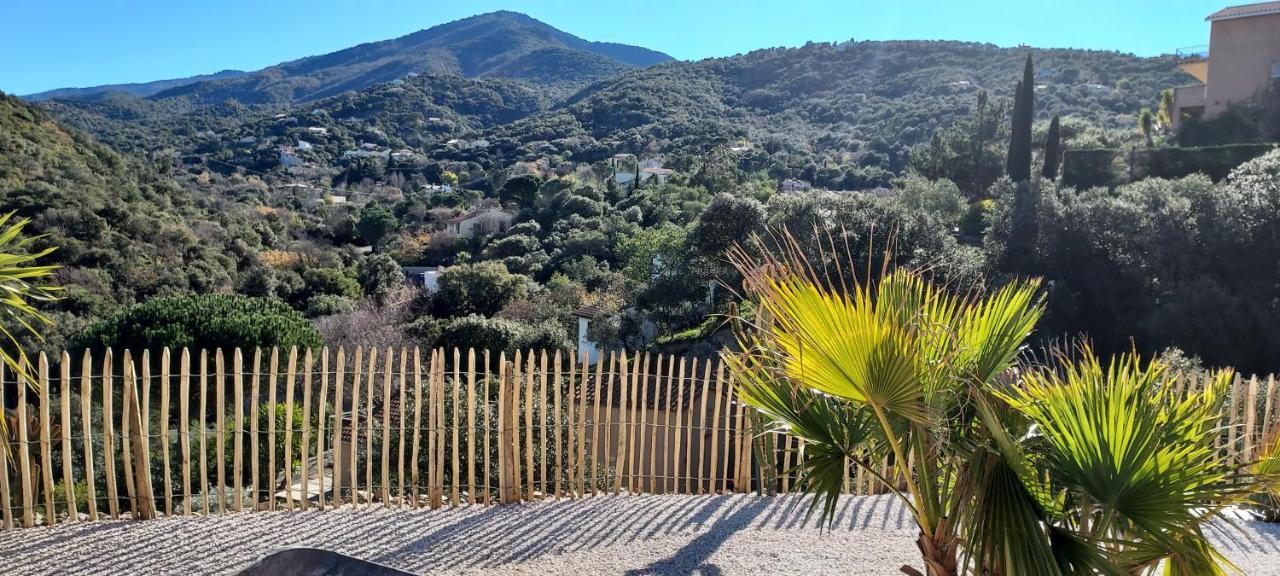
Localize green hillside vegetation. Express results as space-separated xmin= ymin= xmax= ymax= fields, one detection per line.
xmin=39 ymin=93 xmax=257 ymax=155
xmin=43 ymin=40 xmax=1179 ymax=190
xmin=0 ymin=93 xmax=385 ymax=351
xmin=246 ymin=74 xmax=555 ymax=153
xmin=0 ymin=94 xmax=265 ymax=346
xmin=444 ymin=41 xmax=1182 ymax=187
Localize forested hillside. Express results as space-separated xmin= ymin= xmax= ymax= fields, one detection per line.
xmin=38 ymin=93 xmax=256 ymax=154
xmin=448 ymin=41 xmax=1182 ymax=185
xmin=0 ymin=94 xmax=391 ymax=352
xmin=50 ymin=40 xmax=1182 ymax=190
xmin=222 ymin=74 xmax=557 ymax=156
xmin=39 ymin=74 xmax=558 ymax=159
xmin=0 ymin=94 xmax=261 ymax=346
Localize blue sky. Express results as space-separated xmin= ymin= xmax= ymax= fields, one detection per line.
xmin=2 ymin=0 xmax=1227 ymax=95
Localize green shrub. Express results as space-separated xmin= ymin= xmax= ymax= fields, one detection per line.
xmin=896 ymin=176 xmax=966 ymax=226
xmin=72 ymin=293 xmax=323 ymax=352
xmin=305 ymin=294 xmax=355 ymax=318
xmin=1060 ymin=148 xmax=1122 ymax=189
xmin=1062 ymin=144 xmax=1276 ymax=189
xmin=356 ymin=253 xmax=405 ymax=305
xmin=436 ymin=314 xmax=525 ymax=352
xmin=404 ymin=316 xmax=444 ymax=346
xmin=434 ymin=313 xmax=575 ymax=353
xmin=299 ymin=267 xmax=361 ymax=301
xmin=518 ymin=320 xmax=574 ymax=351
xmin=959 ymin=199 xmax=994 ymax=237
xmin=430 ymin=262 xmax=526 ymax=318
xmin=1139 ymin=144 xmax=1276 ymax=182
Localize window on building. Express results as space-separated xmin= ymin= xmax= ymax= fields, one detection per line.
xmin=1272 ymin=61 xmax=1280 ymax=79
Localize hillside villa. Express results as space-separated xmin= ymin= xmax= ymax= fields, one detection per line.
xmin=441 ymin=202 xmax=515 ymax=239
xmin=780 ymin=178 xmax=812 ymax=193
xmin=1172 ymin=1 xmax=1280 ymax=129
xmin=277 ymin=145 xmax=303 ymax=167
xmin=612 ymin=156 xmax=674 ymax=186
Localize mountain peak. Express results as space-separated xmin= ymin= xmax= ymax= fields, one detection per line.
xmin=131 ymin=11 xmax=673 ymax=107
xmin=472 ymin=10 xmax=540 ymax=21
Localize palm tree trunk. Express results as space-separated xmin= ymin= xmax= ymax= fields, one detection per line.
xmin=901 ymin=523 xmax=959 ymax=576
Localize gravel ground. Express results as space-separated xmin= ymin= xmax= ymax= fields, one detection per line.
xmin=3 ymin=494 xmax=1280 ymax=575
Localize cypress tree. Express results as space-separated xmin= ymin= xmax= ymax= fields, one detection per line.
xmin=1042 ymin=114 xmax=1061 ymax=180
xmin=1007 ymin=55 xmax=1035 ymax=182
xmin=1005 ymin=55 xmax=1039 ymax=273
xmin=1006 ymin=79 xmax=1025 ymax=180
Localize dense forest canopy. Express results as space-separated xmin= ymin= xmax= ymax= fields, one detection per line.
xmin=443 ymin=40 xmax=1183 ymax=181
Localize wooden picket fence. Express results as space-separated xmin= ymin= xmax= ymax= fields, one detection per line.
xmin=0 ymin=346 xmax=1275 ymax=530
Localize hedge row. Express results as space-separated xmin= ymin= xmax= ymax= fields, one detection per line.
xmin=1061 ymin=143 xmax=1276 ymax=189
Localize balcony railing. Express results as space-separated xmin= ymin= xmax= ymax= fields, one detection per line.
xmin=1176 ymin=45 xmax=1209 ymax=62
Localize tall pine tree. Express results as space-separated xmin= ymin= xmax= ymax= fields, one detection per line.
xmin=1006 ymin=54 xmax=1035 ymax=182
xmin=1042 ymin=114 xmax=1061 ymax=180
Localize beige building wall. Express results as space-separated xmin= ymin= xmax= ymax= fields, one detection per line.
xmin=456 ymin=210 xmax=512 ymax=237
xmin=1204 ymin=12 xmax=1280 ymax=118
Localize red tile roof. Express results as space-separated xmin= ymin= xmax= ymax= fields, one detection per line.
xmin=445 ymin=205 xmax=510 ymax=224
xmin=1208 ymin=1 xmax=1280 ymax=20
xmin=445 ymin=208 xmax=489 ymax=224
xmin=573 ymin=303 xmax=608 ymax=319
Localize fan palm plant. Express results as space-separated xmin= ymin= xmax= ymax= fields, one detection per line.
xmin=724 ymin=231 xmax=1267 ymax=575
xmin=995 ymin=347 xmax=1256 ymax=575
xmin=1247 ymin=421 xmax=1280 ymax=521
xmin=0 ymin=212 xmax=59 ymax=458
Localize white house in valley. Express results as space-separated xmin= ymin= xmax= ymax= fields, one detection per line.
xmin=402 ymin=266 xmax=442 ymax=291
xmin=442 ymin=205 xmax=515 ymax=239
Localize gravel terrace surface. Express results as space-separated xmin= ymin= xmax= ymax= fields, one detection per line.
xmin=4 ymin=494 xmax=1280 ymax=575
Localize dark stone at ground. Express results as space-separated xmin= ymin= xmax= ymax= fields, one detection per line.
xmin=238 ymin=547 xmax=415 ymax=576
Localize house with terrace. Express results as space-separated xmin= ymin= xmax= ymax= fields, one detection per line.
xmin=1172 ymin=1 xmax=1280 ymax=129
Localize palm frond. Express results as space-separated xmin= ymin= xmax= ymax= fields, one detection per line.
xmin=759 ymin=274 xmax=929 ymax=422
xmin=1000 ymin=346 xmax=1249 ymax=572
xmin=725 ymin=347 xmax=891 ymax=526
xmin=0 ymin=211 xmax=60 ymax=465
